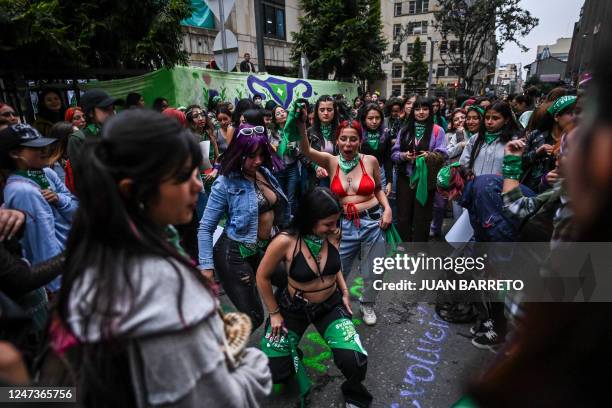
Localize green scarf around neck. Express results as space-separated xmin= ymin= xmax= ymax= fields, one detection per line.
xmin=414 ymin=122 xmax=427 ymax=143
xmin=484 ymin=131 xmax=502 ymax=145
xmin=320 ymin=123 xmax=333 ymax=141
xmin=337 ymin=153 xmax=360 ymax=175
xmin=14 ymin=169 xmax=50 ymax=189
xmin=365 ymin=130 xmax=380 ymax=151
xmin=303 ymin=234 xmax=324 ymax=259
xmin=165 ymin=225 xmax=189 ymax=259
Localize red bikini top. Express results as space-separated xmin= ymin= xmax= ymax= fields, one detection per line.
xmin=330 ymin=159 xmax=376 ymax=198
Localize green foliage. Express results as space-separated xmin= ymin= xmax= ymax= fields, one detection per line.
xmin=403 ymin=37 xmax=429 ymax=93
xmin=0 ymin=0 xmax=192 ymax=73
xmin=433 ymin=0 xmax=539 ymax=90
xmin=291 ymin=0 xmax=388 ymax=82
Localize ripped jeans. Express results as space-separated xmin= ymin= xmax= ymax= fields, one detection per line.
xmin=213 ymin=232 xmax=287 ymax=330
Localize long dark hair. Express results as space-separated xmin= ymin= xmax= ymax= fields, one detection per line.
xmin=57 ymin=109 xmax=208 ymax=406
xmin=399 ymin=96 xmax=434 ymax=152
xmin=47 ymin=121 xmax=73 ymax=162
xmin=37 ymin=87 xmax=66 ymax=124
xmin=468 ymin=101 xmax=518 ymax=169
xmin=291 ymin=187 xmax=341 ymax=236
xmin=312 ymin=95 xmax=339 ymax=142
xmin=125 ymin=92 xmax=142 ymax=109
xmin=359 ymin=103 xmax=385 ymax=137
xmin=232 ymin=98 xmax=256 ymax=127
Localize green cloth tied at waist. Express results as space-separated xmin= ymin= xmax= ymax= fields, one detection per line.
xmin=238 ymin=239 xmax=270 ymax=258
xmin=410 ymin=155 xmax=429 ymax=206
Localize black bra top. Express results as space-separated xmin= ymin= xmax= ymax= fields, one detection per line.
xmin=254 ymin=179 xmax=279 ymax=214
xmin=289 ymin=236 xmax=341 ymax=283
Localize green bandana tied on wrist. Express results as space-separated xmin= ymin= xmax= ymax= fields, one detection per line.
xmin=365 ymin=130 xmax=380 ymax=151
xmin=320 ymin=123 xmax=333 ymax=141
xmin=338 ymin=153 xmax=360 ymax=174
xmin=278 ymin=101 xmax=306 ymax=157
xmin=165 ymin=225 xmax=189 ymax=259
xmin=484 ymin=131 xmax=502 ymax=145
xmin=436 ymin=162 xmax=461 ymax=190
xmin=502 ymin=155 xmax=522 ymax=180
xmin=410 ymin=156 xmax=429 ymax=206
xmin=303 ymin=234 xmax=323 ymax=259
xmin=14 ymin=169 xmax=51 ymax=189
xmin=414 ymin=122 xmax=426 ymax=144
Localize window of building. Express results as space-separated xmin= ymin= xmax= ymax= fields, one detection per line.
xmin=436 ymin=65 xmax=447 ymax=77
xmin=448 ymin=65 xmax=460 ymax=76
xmin=394 ymin=2 xmax=402 ymax=16
xmin=263 ymin=1 xmax=286 ymax=40
xmin=408 ymin=21 xmax=427 ymax=35
xmin=408 ymin=0 xmax=429 ymax=14
xmin=439 ymin=40 xmax=448 ymax=54
xmin=393 ymin=24 xmax=402 ymax=39
xmin=391 ymin=85 xmax=403 ymax=96
xmin=406 ymin=41 xmax=427 ymax=56
xmin=393 ymin=42 xmax=401 ymax=56
xmin=392 ymin=64 xmax=403 ymax=78
xmin=450 ymin=40 xmax=458 ymax=54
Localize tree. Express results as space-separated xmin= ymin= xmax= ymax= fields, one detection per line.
xmin=432 ymin=0 xmax=539 ymax=91
xmin=291 ymin=0 xmax=388 ymax=83
xmin=403 ymin=37 xmax=429 ymax=94
xmin=0 ymin=0 xmax=192 ymax=73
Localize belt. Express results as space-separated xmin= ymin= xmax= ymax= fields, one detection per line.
xmin=342 ymin=204 xmax=381 ymax=228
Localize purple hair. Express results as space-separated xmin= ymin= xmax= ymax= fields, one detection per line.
xmin=220 ymin=124 xmax=284 ymax=175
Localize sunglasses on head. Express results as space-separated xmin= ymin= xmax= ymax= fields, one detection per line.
xmin=238 ymin=126 xmax=266 ymax=136
xmin=1 ymin=111 xmax=17 ymax=118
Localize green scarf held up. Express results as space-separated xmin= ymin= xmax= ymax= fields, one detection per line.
xmin=278 ymin=101 xmax=305 ymax=157
xmin=414 ymin=122 xmax=427 ymax=144
xmin=410 ymin=156 xmax=429 ymax=206
xmin=338 ymin=153 xmax=360 ymax=174
xmin=484 ymin=131 xmax=502 ymax=145
xmin=303 ymin=234 xmax=323 ymax=259
xmin=13 ymin=169 xmax=50 ymax=189
xmin=365 ymin=130 xmax=380 ymax=151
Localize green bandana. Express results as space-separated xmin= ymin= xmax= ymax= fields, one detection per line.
xmin=547 ymin=95 xmax=577 ymax=116
xmin=165 ymin=225 xmax=189 ymax=258
xmin=303 ymin=234 xmax=324 ymax=259
xmin=437 ymin=162 xmax=461 ymax=189
xmin=365 ymin=130 xmax=380 ymax=151
xmin=14 ymin=169 xmax=50 ymax=189
xmin=320 ymin=123 xmax=333 ymax=141
xmin=466 ymin=105 xmax=485 ymax=118
xmin=415 ymin=122 xmax=427 ymax=144
xmin=484 ymin=131 xmax=502 ymax=145
xmin=238 ymin=239 xmax=270 ymax=258
xmin=502 ymin=155 xmax=522 ymax=180
xmin=410 ymin=156 xmax=429 ymax=206
xmin=86 ymin=123 xmax=100 ymax=137
xmin=278 ymin=101 xmax=305 ymax=157
xmin=338 ymin=152 xmax=360 ymax=175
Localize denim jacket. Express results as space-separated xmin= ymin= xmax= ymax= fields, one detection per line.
xmin=198 ymin=167 xmax=289 ymax=270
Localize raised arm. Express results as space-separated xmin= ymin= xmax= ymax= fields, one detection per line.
xmin=297 ymin=113 xmax=335 ymax=173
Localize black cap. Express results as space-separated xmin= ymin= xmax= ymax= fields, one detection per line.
xmin=81 ymin=89 xmax=124 ymax=114
xmin=0 ymin=124 xmax=57 ymax=152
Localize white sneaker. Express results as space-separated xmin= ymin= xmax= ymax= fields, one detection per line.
xmin=360 ymin=303 xmax=377 ymax=326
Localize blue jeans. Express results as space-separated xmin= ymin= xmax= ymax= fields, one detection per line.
xmin=339 ymin=206 xmax=386 ymax=304
xmin=275 ymin=161 xmax=300 ymax=216
xmin=196 ymin=190 xmax=209 ymax=222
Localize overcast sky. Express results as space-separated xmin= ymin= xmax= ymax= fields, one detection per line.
xmin=498 ymin=0 xmax=583 ymax=77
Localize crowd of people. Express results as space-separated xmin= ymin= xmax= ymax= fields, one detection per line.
xmin=0 ymin=51 xmax=609 ymax=407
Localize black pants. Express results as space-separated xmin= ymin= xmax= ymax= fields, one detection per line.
xmin=268 ymin=288 xmax=372 ymax=407
xmin=213 ymin=233 xmax=286 ymax=330
xmin=396 ymin=172 xmax=434 ymax=242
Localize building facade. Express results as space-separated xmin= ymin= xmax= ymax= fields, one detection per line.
xmin=494 ymin=63 xmax=522 ymax=96
xmin=524 ymin=38 xmax=571 ymax=84
xmin=566 ymin=0 xmax=612 ymax=86
xmin=181 ymin=0 xmax=300 ymax=75
xmin=375 ymin=0 xmax=496 ymax=98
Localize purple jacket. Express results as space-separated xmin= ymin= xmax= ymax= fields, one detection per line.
xmin=391 ymin=125 xmax=448 ymax=176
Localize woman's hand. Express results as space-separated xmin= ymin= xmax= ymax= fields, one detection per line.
xmin=379 ymin=206 xmax=392 ymax=230
xmin=315 ymin=166 xmax=328 ymax=179
xmin=201 ymin=269 xmax=214 ymax=281
xmin=268 ymin=313 xmax=286 ymax=341
xmin=545 ymin=169 xmax=559 ymax=185
xmin=384 ymin=183 xmax=392 ymax=196
xmin=402 ymin=151 xmax=415 ymax=161
xmin=504 ymin=140 xmax=526 ymax=157
xmin=204 ymin=169 xmax=218 ymax=181
xmin=342 ymin=291 xmax=353 ymax=315
xmin=0 ymin=209 xmax=25 ymax=241
xmin=536 ymin=143 xmax=554 ymax=157
xmin=417 ymin=151 xmax=429 ymax=159
xmin=41 ymin=189 xmax=59 ymax=205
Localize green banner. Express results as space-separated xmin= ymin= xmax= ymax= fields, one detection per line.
xmin=82 ymin=66 xmax=357 ymax=111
